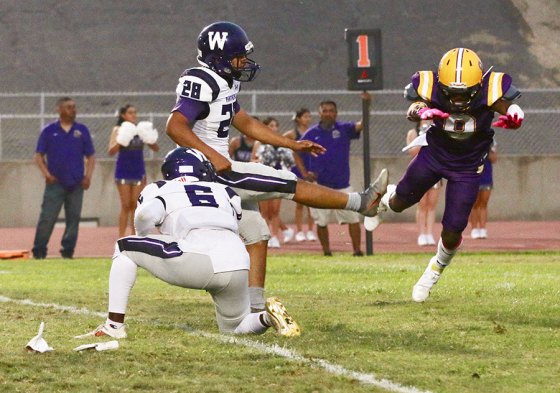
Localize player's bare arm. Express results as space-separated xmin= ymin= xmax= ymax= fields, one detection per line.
xmin=233 ymin=109 xmax=326 ymax=156
xmin=166 ymin=111 xmax=232 ymax=172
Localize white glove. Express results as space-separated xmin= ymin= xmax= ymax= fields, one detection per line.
xmin=137 ymin=121 xmax=158 ymax=144
xmin=116 ymin=121 xmax=137 ymax=147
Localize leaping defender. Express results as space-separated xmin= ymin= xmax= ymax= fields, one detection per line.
xmin=365 ymin=48 xmax=524 ymax=302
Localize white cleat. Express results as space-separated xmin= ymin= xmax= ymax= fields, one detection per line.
xmin=358 ymin=169 xmax=389 ymax=217
xmin=265 ymin=297 xmax=301 ymax=337
xmin=305 ymin=231 xmax=317 ymax=241
xmin=75 ymin=323 xmax=127 ymax=339
xmin=412 ymin=256 xmax=442 ymax=302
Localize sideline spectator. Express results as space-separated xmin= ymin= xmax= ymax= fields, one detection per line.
xmin=405 ymin=120 xmax=441 ymax=246
xmin=108 ymin=104 xmax=159 ymax=238
xmin=283 ymin=108 xmax=316 ymax=242
xmin=469 ymin=140 xmax=498 ymax=239
xmin=298 ymin=93 xmax=371 ymax=256
xmin=32 ymin=97 xmax=96 ymax=259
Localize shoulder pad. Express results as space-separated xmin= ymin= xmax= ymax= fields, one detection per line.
xmin=503 ymin=84 xmax=521 ymax=101
xmin=486 ymin=72 xmax=515 ymax=106
xmin=411 ymin=71 xmax=435 ymax=101
xmin=138 ymin=182 xmax=163 ymax=204
xmin=176 ymin=67 xmax=224 ymax=102
xmin=404 ymin=83 xmax=420 ymax=101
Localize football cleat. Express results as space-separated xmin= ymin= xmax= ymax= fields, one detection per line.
xmin=74 ymin=323 xmax=127 ymax=339
xmin=358 ymin=168 xmax=389 ymax=217
xmin=295 ymin=231 xmax=306 ymax=242
xmin=265 ymin=297 xmax=301 ymax=337
xmin=363 ymin=184 xmax=395 ymax=231
xmin=412 ymin=256 xmax=442 ymax=302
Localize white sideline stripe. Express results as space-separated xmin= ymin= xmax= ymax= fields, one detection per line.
xmin=0 ymin=296 xmax=432 ymax=393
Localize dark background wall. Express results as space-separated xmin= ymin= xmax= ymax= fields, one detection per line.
xmin=0 ymin=0 xmax=558 ymax=92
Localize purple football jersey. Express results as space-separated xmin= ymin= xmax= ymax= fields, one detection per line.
xmin=409 ymin=71 xmax=513 ymax=171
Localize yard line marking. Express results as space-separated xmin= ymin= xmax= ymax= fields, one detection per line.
xmin=0 ymin=295 xmax=433 ymax=393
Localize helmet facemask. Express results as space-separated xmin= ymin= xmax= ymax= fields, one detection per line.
xmin=196 ymin=22 xmax=261 ymax=82
xmin=438 ymin=83 xmax=481 ymax=112
xmin=437 ymin=48 xmax=483 ymax=112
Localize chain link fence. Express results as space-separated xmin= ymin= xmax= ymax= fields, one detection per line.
xmin=0 ymin=89 xmax=558 ymax=161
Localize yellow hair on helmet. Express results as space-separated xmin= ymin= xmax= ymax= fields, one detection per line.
xmin=438 ymin=48 xmax=483 ymax=111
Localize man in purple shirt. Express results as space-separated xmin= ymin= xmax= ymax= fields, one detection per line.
xmin=32 ymin=97 xmax=96 ymax=259
xmin=298 ymin=93 xmax=370 ymax=256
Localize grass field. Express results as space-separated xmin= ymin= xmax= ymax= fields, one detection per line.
xmin=1 ymin=251 xmax=559 ymax=393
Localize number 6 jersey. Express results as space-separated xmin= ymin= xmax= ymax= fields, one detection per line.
xmin=133 ymin=177 xmax=247 ymax=272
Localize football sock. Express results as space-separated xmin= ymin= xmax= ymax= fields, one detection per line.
xmin=105 ymin=318 xmax=124 ymax=330
xmin=249 ymin=287 xmax=265 ymax=311
xmin=233 ymin=312 xmax=269 ymax=334
xmin=434 ymin=238 xmax=460 ymax=271
xmin=346 ymin=192 xmax=362 ymax=211
xmin=108 ymin=252 xmax=138 ymax=315
xmin=381 ymin=185 xmax=397 ymax=212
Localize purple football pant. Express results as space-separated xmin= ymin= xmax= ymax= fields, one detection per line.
xmin=396 ymin=147 xmax=480 ymax=233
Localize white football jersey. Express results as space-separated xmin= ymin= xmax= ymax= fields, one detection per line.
xmin=135 ymin=177 xmax=242 ymax=239
xmin=175 ymin=67 xmax=240 ymax=158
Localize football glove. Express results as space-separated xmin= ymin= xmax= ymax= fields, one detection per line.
xmin=492 ymin=104 xmax=524 ymax=129
xmin=137 ymin=121 xmax=159 ymax=144
xmin=116 ymin=121 xmax=137 ymax=147
xmin=418 ymin=107 xmax=450 ymax=120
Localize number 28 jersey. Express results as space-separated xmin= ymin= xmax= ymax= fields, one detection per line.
xmin=172 ymin=67 xmax=241 ymax=158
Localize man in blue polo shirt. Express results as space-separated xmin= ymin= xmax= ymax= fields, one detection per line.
xmin=297 ymin=93 xmax=370 ymax=256
xmin=32 ymin=97 xmax=96 ymax=259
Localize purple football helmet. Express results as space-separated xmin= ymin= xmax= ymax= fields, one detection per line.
xmin=197 ymin=21 xmax=260 ymax=82
xmin=161 ymin=147 xmax=216 ymax=182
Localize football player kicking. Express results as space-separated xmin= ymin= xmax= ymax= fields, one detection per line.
xmin=166 ymin=21 xmax=388 ymax=311
xmin=77 ymin=148 xmax=300 ymax=338
xmin=365 ymin=48 xmax=524 ymax=302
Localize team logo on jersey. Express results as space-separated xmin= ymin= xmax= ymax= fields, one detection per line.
xmin=73 ymin=130 xmax=82 ymax=138
xmin=208 ymin=31 xmax=229 ymax=50
xmin=333 ymin=129 xmax=341 ymax=139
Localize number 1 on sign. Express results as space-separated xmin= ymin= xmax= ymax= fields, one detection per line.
xmin=356 ymin=35 xmax=371 ymax=67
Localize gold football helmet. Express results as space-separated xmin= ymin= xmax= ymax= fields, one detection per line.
xmin=438 ymin=48 xmax=483 ymax=111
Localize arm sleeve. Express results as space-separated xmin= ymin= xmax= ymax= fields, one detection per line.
xmin=172 ymin=97 xmax=210 ymax=122
xmin=134 ymin=198 xmax=166 ymax=236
